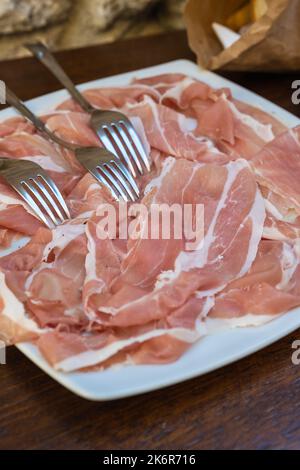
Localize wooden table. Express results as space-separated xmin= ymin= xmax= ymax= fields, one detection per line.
xmin=1 ymin=31 xmax=300 ymax=451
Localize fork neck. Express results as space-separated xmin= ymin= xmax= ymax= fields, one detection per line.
xmin=26 ymin=42 xmax=95 ymax=114
xmin=5 ymin=87 xmax=78 ymax=152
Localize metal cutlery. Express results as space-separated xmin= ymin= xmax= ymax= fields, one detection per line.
xmin=0 ymin=157 xmax=70 ymax=228
xmin=5 ymin=87 xmax=140 ymax=202
xmin=26 ymin=42 xmax=151 ymax=178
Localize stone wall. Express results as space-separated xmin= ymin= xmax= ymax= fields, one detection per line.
xmin=0 ymin=0 xmax=186 ymax=61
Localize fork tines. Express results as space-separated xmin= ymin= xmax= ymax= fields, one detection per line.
xmin=18 ymin=174 xmax=70 ymax=228
xmin=96 ymin=159 xmax=140 ymax=202
xmin=74 ymin=147 xmax=140 ymax=202
xmin=0 ymin=158 xmax=70 ymax=229
xmin=91 ymin=112 xmax=151 ymax=178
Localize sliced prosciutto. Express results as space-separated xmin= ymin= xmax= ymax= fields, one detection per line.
xmin=134 ymin=73 xmax=287 ymax=137
xmin=0 ymin=271 xmax=43 ymax=344
xmin=37 ymin=296 xmax=207 ymax=372
xmin=134 ymin=74 xmax=286 ymax=159
xmin=57 ymin=84 xmax=160 ymax=112
xmin=123 ymin=96 xmax=229 ymax=163
xmin=0 ymin=71 xmax=299 ymax=374
xmin=83 ymin=157 xmax=265 ymax=329
xmin=209 ymin=240 xmax=300 ymax=326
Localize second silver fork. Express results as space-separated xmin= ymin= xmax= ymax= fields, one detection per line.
xmin=26 ymin=42 xmax=151 ymax=178
xmin=6 ymin=87 xmax=140 ymax=202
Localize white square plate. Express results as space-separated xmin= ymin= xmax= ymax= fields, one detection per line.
xmin=1 ymin=60 xmax=299 ymax=401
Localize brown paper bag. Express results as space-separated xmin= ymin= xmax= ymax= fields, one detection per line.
xmin=184 ymin=0 xmax=300 ymax=71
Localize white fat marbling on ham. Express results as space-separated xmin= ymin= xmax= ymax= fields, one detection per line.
xmin=205 ymin=313 xmax=280 ymax=331
xmin=0 ymin=272 xmax=44 ymax=344
xmin=21 ymin=155 xmax=67 ymax=173
xmin=52 ymin=326 xmax=200 ymax=372
xmin=0 ymin=72 xmax=299 ymax=373
xmin=163 ymin=160 xmax=265 ymax=286
xmin=226 ymin=99 xmax=275 ymax=143
xmin=276 ymin=243 xmax=299 ymax=290
xmin=42 ymin=222 xmax=86 ymax=262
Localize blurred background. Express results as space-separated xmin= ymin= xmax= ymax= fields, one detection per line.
xmin=0 ymin=0 xmax=186 ymax=61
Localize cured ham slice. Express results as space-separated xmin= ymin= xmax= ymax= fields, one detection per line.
xmin=249 ymin=127 xmax=300 ymax=241
xmin=124 ymin=96 xmax=229 ymax=163
xmin=0 ymin=117 xmax=35 ymax=138
xmin=196 ymin=95 xmax=275 ymax=159
xmin=44 ymin=111 xmax=100 ymax=148
xmin=0 ymin=71 xmax=299 ymax=375
xmin=252 ymin=127 xmax=300 ymax=216
xmin=84 ymin=158 xmax=265 ymax=330
xmin=0 ymin=271 xmax=43 ymax=344
xmin=0 ymin=227 xmax=52 ymax=300
xmin=263 ymin=214 xmax=300 ymax=242
xmin=209 ymin=240 xmax=300 ymax=326
xmin=37 ymin=295 xmax=210 ymax=372
xmin=66 ymin=173 xmax=115 ymax=218
xmin=83 ymin=208 xmax=127 ymax=317
xmin=57 ymin=84 xmax=160 ymax=112
xmin=134 ymin=74 xmax=287 ymax=136
xmin=259 ymin=188 xmax=300 ymax=241
xmin=26 ymin=226 xmax=88 ymax=329
xmin=0 ymin=222 xmax=88 ymax=329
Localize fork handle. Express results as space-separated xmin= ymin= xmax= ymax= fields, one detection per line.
xmin=5 ymin=87 xmax=77 ymax=151
xmin=26 ymin=42 xmax=94 ymax=114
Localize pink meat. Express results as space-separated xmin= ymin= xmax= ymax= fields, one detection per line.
xmin=124 ymin=96 xmax=229 ymax=163
xmin=85 ymin=158 xmax=265 ymax=330
xmin=0 ymin=116 xmax=35 ymax=137
xmin=44 ymin=111 xmax=100 ymax=147
xmin=210 ymin=240 xmax=300 ymax=320
xmin=197 ymin=95 xmax=275 ymax=159
xmin=0 ymin=132 xmax=80 ymax=193
xmin=57 ymin=84 xmax=160 ymax=112
xmin=37 ymin=295 xmax=208 ymax=371
xmin=0 ymin=271 xmax=42 ymax=344
xmin=135 ymin=74 xmax=286 ymax=160
xmin=0 ymin=72 xmax=299 ymax=373
xmin=252 ymin=127 xmax=300 ymax=216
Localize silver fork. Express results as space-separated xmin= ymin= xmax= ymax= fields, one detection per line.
xmin=0 ymin=157 xmax=70 ymax=228
xmin=5 ymin=87 xmax=140 ymax=202
xmin=26 ymin=42 xmax=151 ymax=178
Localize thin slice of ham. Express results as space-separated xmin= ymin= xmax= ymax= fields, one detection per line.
xmin=0 ymin=71 xmax=299 ymax=375
xmin=259 ymin=188 xmax=300 ymax=241
xmin=124 ymin=96 xmax=229 ymax=163
xmin=134 ymin=74 xmax=286 ymax=137
xmin=86 ymin=157 xmax=265 ymax=329
xmin=24 ymin=220 xmax=91 ymax=330
xmin=252 ymin=127 xmax=300 ymax=216
xmin=248 ymin=127 xmax=300 ymax=242
xmin=44 ymin=111 xmax=100 ymax=148
xmin=37 ymin=295 xmax=210 ymax=372
xmin=56 ymin=84 xmax=160 ymax=112
xmin=0 ymin=117 xmax=35 ymax=138
xmin=0 ymin=271 xmax=43 ymax=344
xmin=209 ymin=240 xmax=300 ymax=326
xmin=197 ymin=94 xmax=275 ymax=159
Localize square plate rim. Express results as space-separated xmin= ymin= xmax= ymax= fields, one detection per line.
xmin=1 ymin=58 xmax=299 ymax=401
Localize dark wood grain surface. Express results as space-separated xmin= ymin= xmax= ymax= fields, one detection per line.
xmin=0 ymin=30 xmax=300 ymax=451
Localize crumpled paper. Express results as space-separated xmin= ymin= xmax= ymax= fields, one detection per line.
xmin=184 ymin=0 xmax=300 ymax=71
